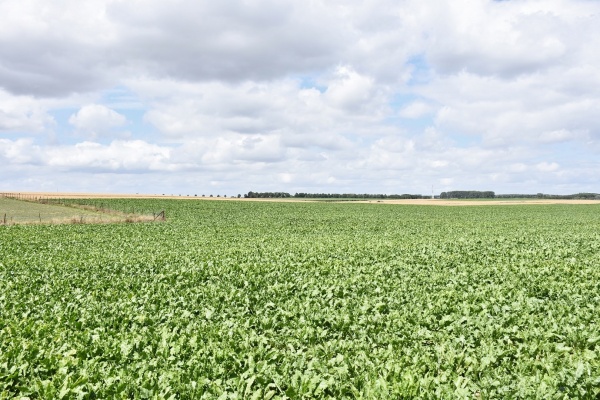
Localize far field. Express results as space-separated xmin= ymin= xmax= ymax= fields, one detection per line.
xmin=0 ymin=197 xmax=156 ymax=225
xmin=1 ymin=199 xmax=599 ymax=398
xmin=0 ymin=197 xmax=110 ymax=224
xmin=6 ymin=191 xmax=600 ymax=206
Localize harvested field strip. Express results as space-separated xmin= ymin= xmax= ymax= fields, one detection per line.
xmin=0 ymin=197 xmax=111 ymax=224
xmin=0 ymin=197 xmax=160 ymax=225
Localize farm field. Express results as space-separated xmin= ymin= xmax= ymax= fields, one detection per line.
xmin=1 ymin=199 xmax=599 ymax=398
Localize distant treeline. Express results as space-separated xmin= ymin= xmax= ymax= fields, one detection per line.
xmin=440 ymin=191 xmax=495 ymax=199
xmin=245 ymin=191 xmax=600 ymax=200
xmin=245 ymin=192 xmax=293 ymax=198
xmin=244 ymin=191 xmax=428 ymax=199
xmin=441 ymin=191 xmax=600 ymax=199
xmin=497 ymin=193 xmax=600 ymax=200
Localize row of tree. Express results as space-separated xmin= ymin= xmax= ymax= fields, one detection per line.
xmin=294 ymin=193 xmax=429 ymax=199
xmin=526 ymin=193 xmax=600 ymax=200
xmin=439 ymin=191 xmax=495 ymax=199
xmin=244 ymin=192 xmax=292 ymax=198
xmin=244 ymin=192 xmax=428 ymax=199
xmin=440 ymin=191 xmax=600 ymax=199
xmin=246 ymin=191 xmax=600 ymax=200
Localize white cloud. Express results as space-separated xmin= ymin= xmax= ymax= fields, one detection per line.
xmin=181 ymin=134 xmax=287 ymax=165
xmin=507 ymin=163 xmax=528 ymax=173
xmin=416 ymin=0 xmax=582 ymax=78
xmin=69 ymin=104 xmax=127 ymax=139
xmin=536 ymin=161 xmax=560 ymax=173
xmin=46 ymin=140 xmax=172 ymax=172
xmin=135 ymin=75 xmax=387 ymax=148
xmin=537 ymin=129 xmax=586 ymax=144
xmin=0 ymin=0 xmax=116 ymax=96
xmin=0 ymin=90 xmax=54 ymax=133
xmin=425 ymin=70 xmax=600 ymax=147
xmin=0 ymin=138 xmax=41 ymax=163
xmin=324 ymin=66 xmax=380 ymax=112
xmin=106 ymin=0 xmax=352 ymax=83
xmin=399 ymin=101 xmax=434 ymax=119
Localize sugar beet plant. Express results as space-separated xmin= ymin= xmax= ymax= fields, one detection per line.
xmin=1 ymin=200 xmax=599 ymax=398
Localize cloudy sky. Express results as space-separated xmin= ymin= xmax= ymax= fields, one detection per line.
xmin=1 ymin=0 xmax=599 ymax=196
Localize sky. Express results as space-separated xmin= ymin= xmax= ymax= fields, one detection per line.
xmin=1 ymin=0 xmax=599 ymax=196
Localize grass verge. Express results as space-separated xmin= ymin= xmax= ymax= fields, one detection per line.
xmin=0 ymin=197 xmax=156 ymax=225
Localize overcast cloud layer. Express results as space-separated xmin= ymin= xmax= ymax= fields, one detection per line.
xmin=1 ymin=0 xmax=599 ymax=195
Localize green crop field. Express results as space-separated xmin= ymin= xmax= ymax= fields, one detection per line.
xmin=1 ymin=200 xmax=599 ymax=398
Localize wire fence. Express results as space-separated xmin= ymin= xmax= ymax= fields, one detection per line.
xmin=0 ymin=193 xmax=165 ymax=225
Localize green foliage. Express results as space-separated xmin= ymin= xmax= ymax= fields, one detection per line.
xmin=439 ymin=191 xmax=495 ymax=199
xmin=1 ymin=200 xmax=599 ymax=398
